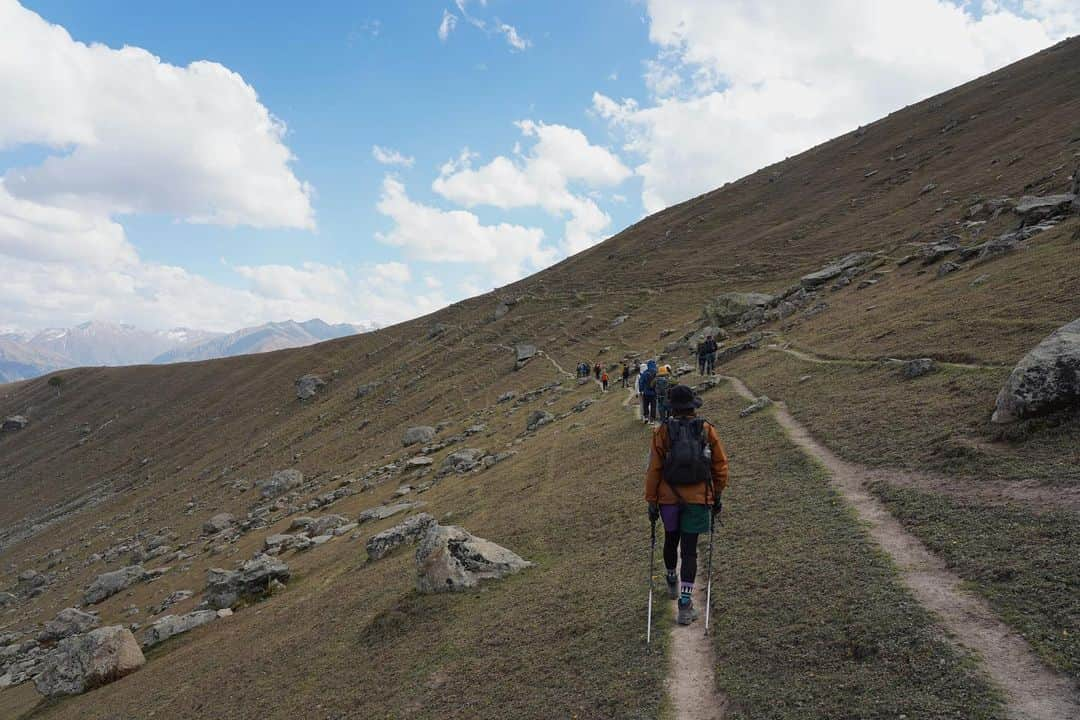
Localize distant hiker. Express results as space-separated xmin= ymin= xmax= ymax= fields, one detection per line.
xmin=594 ymin=362 xmax=602 ymax=381
xmin=655 ymin=365 xmax=673 ymax=422
xmin=578 ymin=362 xmax=589 ymax=378
xmin=703 ymin=335 xmax=719 ymax=375
xmin=645 ymin=385 xmax=728 ymax=625
xmin=638 ymin=360 xmax=658 ymax=423
xmin=601 ymin=371 xmax=609 ymax=392
xmin=696 ymin=339 xmax=708 ymax=375
xmin=621 ymin=364 xmax=631 ymax=389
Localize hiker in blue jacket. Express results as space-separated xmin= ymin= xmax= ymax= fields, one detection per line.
xmin=638 ymin=360 xmax=658 ymax=424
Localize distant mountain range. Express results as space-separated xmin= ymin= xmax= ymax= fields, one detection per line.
xmin=0 ymin=319 xmax=365 ymax=383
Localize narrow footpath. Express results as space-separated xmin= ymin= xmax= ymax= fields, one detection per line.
xmin=717 ymin=374 xmax=1080 ymax=720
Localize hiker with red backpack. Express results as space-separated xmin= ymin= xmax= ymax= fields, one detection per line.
xmin=645 ymin=385 xmax=728 ymax=626
xmin=600 ymin=370 xmax=609 ymax=392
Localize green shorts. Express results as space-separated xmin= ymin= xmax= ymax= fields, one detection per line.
xmin=660 ymin=503 xmax=711 ymax=534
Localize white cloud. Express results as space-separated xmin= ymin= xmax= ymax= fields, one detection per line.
xmin=373 ymin=261 xmax=412 ymax=285
xmin=372 ymin=145 xmax=416 ymax=168
xmin=375 ymin=175 xmax=554 ymax=284
xmin=424 ymin=275 xmax=442 ymax=289
xmin=438 ymin=10 xmax=458 ymax=41
xmin=596 ymin=0 xmax=1078 ymax=214
xmin=432 ymin=121 xmax=631 ymax=253
xmin=496 ymin=22 xmax=530 ymax=51
xmin=0 ymin=1 xmax=314 ymax=229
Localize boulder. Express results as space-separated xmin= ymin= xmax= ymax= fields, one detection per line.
xmin=526 ymin=410 xmax=554 ymax=432
xmin=202 ymin=513 xmax=235 ymax=535
xmin=405 ymin=456 xmax=434 ymax=468
xmin=800 ymin=252 xmax=873 ymax=288
xmin=141 ymin=610 xmax=218 ymax=648
xmin=611 ymin=314 xmax=629 ymax=327
xmin=263 ymin=534 xmax=296 ymax=552
xmin=440 ymin=448 xmax=485 ymax=474
xmin=415 ymin=524 xmax=532 ymax=593
xmin=739 ymin=396 xmax=772 ymax=418
xmin=497 ymin=391 xmax=516 ymax=403
xmin=494 ymin=302 xmax=511 ymax=320
xmin=307 ymin=514 xmax=349 ymax=537
xmin=900 ymin=358 xmax=936 ymax=379
xmin=701 ymin=293 xmax=775 ymax=327
xmin=365 ymin=513 xmax=437 ymax=561
xmin=1013 ymin=194 xmax=1076 ymax=223
xmin=34 ymin=626 xmax=145 ymax=698
xmin=992 ymin=318 xmax=1080 ymax=423
xmin=39 ymin=608 xmax=100 ymax=642
xmin=84 ymin=566 xmax=147 ymax=605
xmin=936 ymin=261 xmax=963 ymax=278
xmin=295 ymin=374 xmax=326 ymax=400
xmin=1 ymin=415 xmax=29 ymax=432
xmin=204 ymin=555 xmax=291 ymax=610
xmin=148 ymin=590 xmax=194 ymax=616
xmin=514 ymin=344 xmax=537 ymax=370
xmin=920 ymin=241 xmax=960 ymax=266
xmin=257 ymin=469 xmax=303 ymax=498
xmin=402 ymin=426 xmax=437 ymax=447
xmin=357 ymin=502 xmax=419 ymax=524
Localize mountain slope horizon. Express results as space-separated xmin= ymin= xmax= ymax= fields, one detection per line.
xmin=1 ymin=36 xmax=1078 ymax=720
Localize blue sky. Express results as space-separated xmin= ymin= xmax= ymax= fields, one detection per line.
xmin=1 ymin=0 xmax=1075 ymax=332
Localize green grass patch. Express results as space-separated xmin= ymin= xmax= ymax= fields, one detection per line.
xmin=709 ymin=387 xmax=1005 ymax=718
xmin=870 ymin=482 xmax=1080 ymax=682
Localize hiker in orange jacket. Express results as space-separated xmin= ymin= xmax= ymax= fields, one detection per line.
xmin=644 ymin=384 xmax=728 ymax=625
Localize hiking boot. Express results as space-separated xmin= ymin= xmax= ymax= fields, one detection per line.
xmin=665 ymin=574 xmax=678 ymax=600
xmin=676 ymin=598 xmax=698 ymax=625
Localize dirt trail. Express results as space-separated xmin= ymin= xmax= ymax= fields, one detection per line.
xmin=718 ymin=374 xmax=1080 ymax=720
xmin=628 ymin=384 xmax=727 ymax=719
xmin=536 ymin=349 xmax=575 ymax=379
xmin=765 ymin=343 xmax=1007 ymax=371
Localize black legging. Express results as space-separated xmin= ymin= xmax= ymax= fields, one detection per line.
xmin=663 ymin=530 xmax=699 ymax=584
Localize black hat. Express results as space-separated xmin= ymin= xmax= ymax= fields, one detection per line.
xmin=668 ymin=384 xmax=703 ymax=411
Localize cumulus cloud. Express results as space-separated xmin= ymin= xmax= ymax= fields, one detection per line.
xmin=595 ymin=0 xmax=1078 ymax=213
xmin=0 ymin=1 xmax=314 ymax=229
xmin=433 ymin=121 xmax=630 ymax=253
xmin=372 ymin=145 xmax=416 ymax=168
xmin=496 ymin=22 xmax=530 ymax=51
xmin=375 ymin=176 xmax=554 ymax=285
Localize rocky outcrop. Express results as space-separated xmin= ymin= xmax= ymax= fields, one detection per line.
xmin=416 ymin=524 xmax=531 ymax=593
xmin=358 ymin=502 xmax=419 ymax=524
xmin=34 ymin=626 xmax=145 ymax=698
xmin=204 ymin=555 xmax=290 ymax=610
xmin=202 ymin=513 xmax=235 ymax=535
xmin=402 ymin=426 xmax=437 ymax=447
xmin=739 ymin=396 xmax=772 ymax=417
xmin=257 ymin=469 xmax=303 ymax=498
xmin=992 ymin=318 xmax=1080 ymax=423
xmin=900 ymin=358 xmax=936 ymax=379
xmin=39 ymin=608 xmax=100 ymax=642
xmin=306 ymin=514 xmax=349 ymax=537
xmin=366 ymin=513 xmax=436 ymax=561
xmin=701 ymin=293 xmax=775 ymax=327
xmin=295 ymin=374 xmax=326 ymax=400
xmin=439 ymin=449 xmax=485 ymax=475
xmin=526 ymin=410 xmax=554 ymax=432
xmin=514 ymin=344 xmax=537 ymax=370
xmin=1013 ymin=194 xmax=1075 ymax=224
xmin=84 ymin=566 xmax=148 ymax=605
xmin=141 ymin=610 xmax=219 ymax=648
xmin=800 ymin=252 xmax=874 ymax=288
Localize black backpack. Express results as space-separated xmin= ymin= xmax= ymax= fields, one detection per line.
xmin=661 ymin=418 xmax=712 ymax=487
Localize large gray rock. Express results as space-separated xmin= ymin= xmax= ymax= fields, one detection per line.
xmin=900 ymin=358 xmax=936 ymax=379
xmin=366 ymin=513 xmax=437 ymax=561
xmin=800 ymin=252 xmax=873 ymax=287
xmin=257 ymin=469 xmax=303 ymax=498
xmin=992 ymin=318 xmax=1080 ymax=423
xmin=295 ymin=374 xmax=326 ymax=400
xmin=439 ymin=448 xmax=485 ymax=475
xmin=34 ymin=626 xmax=145 ymax=698
xmin=39 ymin=608 xmax=100 ymax=642
xmin=514 ymin=344 xmax=537 ymax=370
xmin=84 ymin=566 xmax=147 ymax=605
xmin=202 ymin=513 xmax=235 ymax=535
xmin=357 ymin=501 xmax=419 ymax=523
xmin=141 ymin=610 xmax=219 ymax=648
xmin=1 ymin=415 xmax=29 ymax=432
xmin=402 ymin=426 xmax=437 ymax=447
xmin=701 ymin=293 xmax=774 ymax=327
xmin=1013 ymin=194 xmax=1075 ymax=222
xmin=739 ymin=396 xmax=772 ymax=418
xmin=526 ymin=410 xmax=554 ymax=432
xmin=204 ymin=555 xmax=290 ymax=610
xmin=416 ymin=524 xmax=531 ymax=593
xmin=306 ymin=514 xmax=350 ymax=537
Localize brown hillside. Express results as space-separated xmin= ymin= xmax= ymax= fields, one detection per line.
xmin=1 ymin=36 xmax=1078 ymax=720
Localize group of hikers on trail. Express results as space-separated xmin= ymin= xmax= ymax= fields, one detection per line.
xmin=577 ymin=360 xmax=635 ymax=393
xmin=695 ymin=334 xmax=719 ymax=376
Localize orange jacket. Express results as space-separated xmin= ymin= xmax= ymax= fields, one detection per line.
xmin=644 ymin=420 xmax=729 ymax=505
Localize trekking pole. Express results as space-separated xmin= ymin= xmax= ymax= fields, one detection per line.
xmin=704 ymin=509 xmax=717 ymax=636
xmin=647 ymin=517 xmax=657 ymax=647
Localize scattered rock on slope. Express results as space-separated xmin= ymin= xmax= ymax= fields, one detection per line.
xmin=257 ymin=469 xmax=303 ymax=498
xmin=1 ymin=415 xmax=29 ymax=432
xmin=202 ymin=513 xmax=235 ymax=535
xmin=701 ymin=293 xmax=775 ymax=327
xmin=439 ymin=448 xmax=485 ymax=475
xmin=739 ymin=396 xmax=772 ymax=417
xmin=205 ymin=555 xmax=290 ymax=610
xmin=84 ymin=566 xmax=148 ymax=605
xmin=900 ymin=358 xmax=937 ymax=379
xmin=34 ymin=626 xmax=145 ymax=698
xmin=402 ymin=426 xmax=437 ymax=447
xmin=366 ymin=513 xmax=436 ymax=561
xmin=141 ymin=610 xmax=220 ymax=648
xmin=39 ymin=608 xmax=100 ymax=642
xmin=800 ymin=252 xmax=874 ymax=288
xmin=358 ymin=502 xmax=419 ymax=524
xmin=514 ymin=344 xmax=537 ymax=370
xmin=295 ymin=374 xmax=326 ymax=400
xmin=992 ymin=318 xmax=1080 ymax=423
xmin=416 ymin=524 xmax=531 ymax=593
xmin=526 ymin=410 xmax=554 ymax=431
